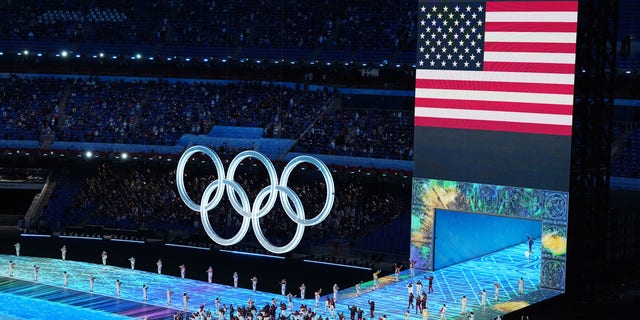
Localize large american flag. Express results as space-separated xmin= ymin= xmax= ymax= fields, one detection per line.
xmin=414 ymin=1 xmax=578 ymax=136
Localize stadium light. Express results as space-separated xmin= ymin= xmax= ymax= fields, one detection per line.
xmin=61 ymin=51 xmax=68 ymax=57
xmin=99 ymin=52 xmax=104 ymax=58
xmin=75 ymin=54 xmax=81 ymax=58
xmin=85 ymin=151 xmax=93 ymax=158
xmin=135 ymin=53 xmax=142 ymax=59
xmin=121 ymin=152 xmax=128 ymax=159
xmin=23 ymin=50 xmax=29 ymax=55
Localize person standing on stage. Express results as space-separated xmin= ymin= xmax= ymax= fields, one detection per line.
xmin=415 ymin=294 xmax=422 ymax=314
xmin=128 ymin=257 xmax=136 ymax=270
xmin=428 ymin=276 xmax=434 ymax=293
xmin=394 ymin=263 xmax=403 ymax=281
xmin=116 ymin=279 xmax=121 ymax=297
xmin=33 ymin=265 xmax=39 ymax=281
xmin=372 ymin=269 xmax=381 ymax=290
xmin=9 ymin=260 xmax=15 ymax=277
xmin=481 ymin=289 xmax=487 ymax=307
xmin=314 ymin=288 xmax=322 ymax=308
xmin=182 ymin=292 xmax=190 ymax=311
xmin=89 ymin=275 xmax=95 ymax=292
xmin=407 ymin=282 xmax=414 ymax=295
xmin=63 ymin=271 xmax=68 ymax=287
xmin=166 ymin=289 xmax=173 ymax=306
xmin=60 ymin=245 xmax=67 ymax=260
xmin=332 ymin=283 xmax=339 ymax=302
xmin=280 ymin=278 xmax=287 ymax=295
xmin=355 ymin=281 xmax=362 ymax=297
xmin=527 ymin=235 xmax=534 ymax=253
xmin=233 ymin=272 xmax=238 ymax=288
xmin=439 ymin=304 xmax=446 ymax=320
xmin=299 ymin=283 xmax=306 ymax=299
xmin=409 ymin=259 xmax=416 ymax=277
xmin=206 ymin=266 xmax=214 ymax=283
xmin=179 ymin=264 xmax=186 ymax=279
xmin=408 ymin=292 xmax=415 ymax=309
xmin=461 ymin=296 xmax=468 ymax=314
xmin=416 ymin=280 xmax=423 ymax=295
xmin=14 ymin=242 xmax=20 ymax=256
xmin=518 ymin=277 xmax=525 ymax=295
xmin=368 ymin=300 xmax=375 ymax=318
xmin=101 ymin=251 xmax=108 ymax=265
xmin=142 ymin=284 xmax=148 ymax=301
xmin=157 ymin=259 xmax=163 ymax=274
xmin=251 ymin=276 xmax=258 ymax=292
xmin=494 ymin=282 xmax=500 ymax=301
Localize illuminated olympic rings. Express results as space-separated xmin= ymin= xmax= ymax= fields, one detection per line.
xmin=176 ymin=146 xmax=335 ymax=254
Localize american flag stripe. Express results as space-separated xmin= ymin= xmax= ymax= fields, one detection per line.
xmin=414 ymin=0 xmax=578 ymax=136
xmin=415 ymin=98 xmax=572 ymax=115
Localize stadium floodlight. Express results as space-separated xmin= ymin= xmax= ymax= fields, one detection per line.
xmin=75 ymin=54 xmax=81 ymax=58
xmin=203 ymin=58 xmax=209 ymax=62
xmin=85 ymin=151 xmax=93 ymax=158
xmin=99 ymin=52 xmax=104 ymax=58
xmin=112 ymin=55 xmax=117 ymax=59
xmin=121 ymin=152 xmax=128 ymax=159
xmin=185 ymin=58 xmax=190 ymax=62
xmin=136 ymin=53 xmax=142 ymax=59
xmin=61 ymin=51 xmax=68 ymax=57
xmin=148 ymin=57 xmax=154 ymax=60
xmin=167 ymin=57 xmax=172 ymax=61
xmin=625 ymin=70 xmax=631 ymax=74
xmin=37 ymin=53 xmax=42 ymax=57
xmin=23 ymin=50 xmax=29 ymax=55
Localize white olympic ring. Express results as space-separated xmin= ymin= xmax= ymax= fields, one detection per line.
xmin=176 ymin=146 xmax=335 ymax=254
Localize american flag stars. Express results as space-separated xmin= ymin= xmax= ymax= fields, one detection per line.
xmin=418 ymin=3 xmax=486 ymax=70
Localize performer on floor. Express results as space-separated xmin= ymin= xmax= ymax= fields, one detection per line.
xmin=314 ymin=288 xmax=322 ymax=308
xmin=407 ymin=282 xmax=414 ymax=295
xmin=179 ymin=264 xmax=186 ymax=279
xmin=427 ymin=276 xmax=434 ymax=293
xmin=355 ymin=281 xmax=362 ymax=297
xmin=251 ymin=276 xmax=258 ymax=292
xmin=233 ymin=272 xmax=238 ymax=288
xmin=142 ymin=284 xmax=148 ymax=301
xmin=481 ymin=289 xmax=487 ymax=307
xmin=116 ymin=279 xmax=121 ymax=297
xmin=299 ymin=283 xmax=306 ymax=299
xmin=101 ymin=251 xmax=108 ymax=265
xmin=527 ymin=235 xmax=534 ymax=253
xmin=89 ymin=275 xmax=95 ymax=292
xmin=372 ymin=269 xmax=381 ymax=290
xmin=461 ymin=296 xmax=467 ymax=314
xmin=183 ymin=292 xmax=190 ymax=311
xmin=280 ymin=278 xmax=287 ymax=296
xmin=166 ymin=289 xmax=173 ymax=306
xmin=33 ymin=265 xmax=39 ymax=281
xmin=439 ymin=304 xmax=446 ymax=320
xmin=408 ymin=292 xmax=415 ymax=309
xmin=14 ymin=242 xmax=20 ymax=256
xmin=60 ymin=245 xmax=67 ymax=260
xmin=494 ymin=282 xmax=500 ymax=301
xmin=206 ymin=266 xmax=214 ymax=283
xmin=333 ymin=283 xmax=339 ymax=302
xmin=416 ymin=280 xmax=423 ymax=295
xmin=9 ymin=260 xmax=15 ymax=277
xmin=128 ymin=257 xmax=136 ymax=270
xmin=394 ymin=263 xmax=403 ymax=281
xmin=157 ymin=259 xmax=163 ymax=274
xmin=63 ymin=271 xmax=68 ymax=287
xmin=368 ymin=299 xmax=375 ymax=318
xmin=409 ymin=259 xmax=416 ymax=277
xmin=518 ymin=277 xmax=525 ymax=295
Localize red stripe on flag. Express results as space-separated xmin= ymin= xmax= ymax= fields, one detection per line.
xmin=414 ymin=117 xmax=573 ymax=136
xmin=414 ymin=98 xmax=573 ymax=115
xmin=415 ymin=79 xmax=575 ymax=95
xmin=484 ymin=42 xmax=576 ymax=53
xmin=485 ymin=22 xmax=577 ymax=32
xmin=484 ymin=62 xmax=575 ymax=74
xmin=486 ymin=1 xmax=578 ymax=12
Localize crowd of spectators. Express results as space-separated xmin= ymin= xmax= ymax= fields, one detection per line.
xmin=0 ymin=1 xmax=415 ymax=60
xmin=42 ymin=159 xmax=410 ymax=248
xmin=2 ymin=75 xmax=415 ymax=161
xmin=0 ymin=74 xmax=64 ymax=140
xmin=293 ymin=109 xmax=413 ymax=160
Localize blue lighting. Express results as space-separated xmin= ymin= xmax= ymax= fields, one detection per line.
xmin=303 ymin=259 xmax=371 ymax=270
xmin=219 ymin=249 xmax=285 ymax=260
xmin=20 ymin=233 xmax=51 ymax=238
xmin=110 ymin=238 xmax=144 ymax=244
xmin=59 ymin=235 xmax=102 ymax=240
xmin=165 ymin=243 xmax=210 ymax=251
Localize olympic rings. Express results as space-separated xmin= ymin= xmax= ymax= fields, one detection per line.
xmin=176 ymin=146 xmax=335 ymax=254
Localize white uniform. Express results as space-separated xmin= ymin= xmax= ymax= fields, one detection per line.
xmin=251 ymin=277 xmax=258 ymax=291
xmin=299 ymin=284 xmax=306 ymax=299
xmin=518 ymin=278 xmax=524 ymax=295
xmin=15 ymin=243 xmax=20 ymax=256
xmin=481 ymin=290 xmax=487 ymax=307
xmin=166 ymin=289 xmax=173 ymax=306
xmin=101 ymin=251 xmax=108 ymax=265
xmin=461 ymin=296 xmax=467 ymax=314
xmin=129 ymin=257 xmax=136 ymax=270
xmin=180 ymin=265 xmax=186 ymax=279
xmin=332 ymin=284 xmax=339 ymax=302
xmin=90 ymin=276 xmax=95 ymax=292
xmin=157 ymin=259 xmax=163 ymax=274
xmin=63 ymin=271 xmax=68 ymax=287
xmin=207 ymin=267 xmax=213 ymax=283
xmin=281 ymin=279 xmax=287 ymax=296
xmin=9 ymin=261 xmax=15 ymax=277
xmin=143 ymin=285 xmax=148 ymax=301
xmin=183 ymin=293 xmax=189 ymax=311
xmin=116 ymin=280 xmax=121 ymax=297
xmin=33 ymin=265 xmax=39 ymax=281
xmin=233 ymin=272 xmax=238 ymax=288
xmin=61 ymin=246 xmax=67 ymax=260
